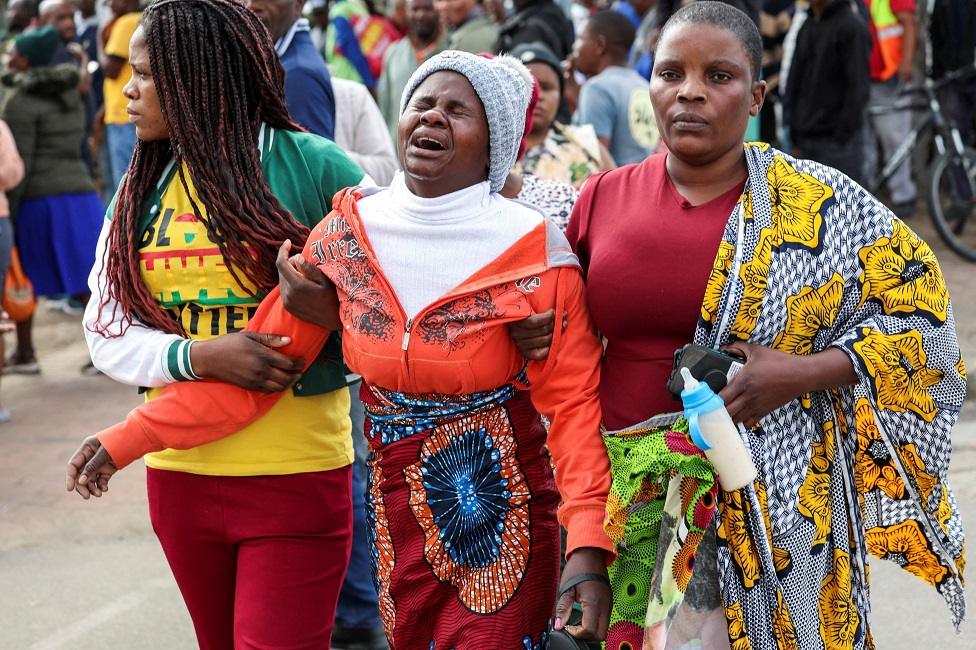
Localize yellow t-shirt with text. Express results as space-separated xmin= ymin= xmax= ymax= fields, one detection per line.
xmin=103 ymin=12 xmax=142 ymax=125
xmin=139 ymin=167 xmax=353 ymax=476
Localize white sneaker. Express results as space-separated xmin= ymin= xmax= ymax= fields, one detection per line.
xmin=44 ymin=297 xmax=68 ymax=311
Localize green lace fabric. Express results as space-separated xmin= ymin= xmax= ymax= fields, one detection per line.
xmin=603 ymin=415 xmax=718 ymax=648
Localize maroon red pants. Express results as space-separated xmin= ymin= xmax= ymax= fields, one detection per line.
xmin=147 ymin=466 xmax=353 ymax=650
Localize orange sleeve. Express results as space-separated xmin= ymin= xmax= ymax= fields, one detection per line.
xmin=525 ymin=266 xmax=614 ymax=560
xmin=97 ymin=286 xmax=331 ymax=469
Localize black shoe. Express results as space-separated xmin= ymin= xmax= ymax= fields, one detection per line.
xmin=893 ymin=200 xmax=917 ymax=219
xmin=331 ymin=623 xmax=388 ymax=650
xmin=3 ymin=352 xmax=39 ymax=375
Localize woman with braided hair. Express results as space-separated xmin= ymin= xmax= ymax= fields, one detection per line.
xmin=77 ymin=0 xmax=368 ymax=646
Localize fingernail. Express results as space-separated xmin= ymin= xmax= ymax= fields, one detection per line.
xmin=554 ymin=618 xmax=562 ymax=629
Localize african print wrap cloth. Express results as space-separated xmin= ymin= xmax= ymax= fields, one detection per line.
xmin=603 ymin=413 xmax=719 ymax=649
xmin=646 ymin=143 xmax=965 ymax=650
xmin=360 ymin=379 xmax=560 ymax=650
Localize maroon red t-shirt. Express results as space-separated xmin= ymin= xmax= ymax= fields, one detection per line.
xmin=566 ymin=154 xmax=745 ymax=430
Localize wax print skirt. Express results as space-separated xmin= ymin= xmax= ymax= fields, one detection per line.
xmin=360 ymin=379 xmax=560 ymax=650
xmin=15 ymin=191 xmax=103 ymax=296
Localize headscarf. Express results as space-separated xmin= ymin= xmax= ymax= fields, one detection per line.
xmin=14 ymin=27 xmax=62 ymax=68
xmin=400 ymin=50 xmax=532 ymax=193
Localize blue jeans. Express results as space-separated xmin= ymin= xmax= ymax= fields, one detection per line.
xmin=0 ymin=217 xmax=13 ymax=281
xmin=98 ymin=136 xmax=115 ymax=206
xmin=106 ymin=122 xmax=137 ymax=194
xmin=335 ymin=387 xmax=383 ymax=630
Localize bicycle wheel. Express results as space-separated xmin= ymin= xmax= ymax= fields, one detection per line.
xmin=927 ymin=147 xmax=976 ymax=262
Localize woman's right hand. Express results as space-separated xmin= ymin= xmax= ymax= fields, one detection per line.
xmin=190 ymin=332 xmax=305 ymax=392
xmin=66 ymin=435 xmax=117 ymax=499
xmin=508 ymin=309 xmax=557 ymax=360
xmin=277 ymin=240 xmax=341 ymax=330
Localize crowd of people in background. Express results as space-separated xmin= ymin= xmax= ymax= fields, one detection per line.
xmin=0 ymin=0 xmax=971 ymax=648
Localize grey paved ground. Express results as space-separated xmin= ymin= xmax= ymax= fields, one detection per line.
xmin=0 ymin=216 xmax=973 ymax=649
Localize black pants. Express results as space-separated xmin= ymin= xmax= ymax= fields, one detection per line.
xmin=794 ymin=130 xmax=865 ymax=186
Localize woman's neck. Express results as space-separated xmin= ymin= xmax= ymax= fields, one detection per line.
xmin=395 ymin=172 xmax=491 ymax=216
xmin=665 ymin=146 xmax=748 ymax=206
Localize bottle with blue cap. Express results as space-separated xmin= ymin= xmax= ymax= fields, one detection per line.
xmin=679 ymin=367 xmax=757 ymax=491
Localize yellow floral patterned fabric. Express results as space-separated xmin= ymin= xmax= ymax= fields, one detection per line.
xmin=771 ymin=591 xmax=799 ymax=650
xmin=853 ymin=329 xmax=944 ymax=421
xmin=772 ymin=274 xmax=844 ymax=356
xmin=857 ymin=221 xmax=949 ymax=323
xmin=818 ymin=550 xmax=860 ymax=650
xmin=717 ymin=487 xmax=762 ymax=589
xmin=729 ymin=228 xmax=774 ymax=340
xmin=765 ymin=156 xmax=833 ymax=249
xmin=726 ymin=601 xmax=752 ymax=650
xmin=865 ymin=520 xmax=948 ymax=586
xmin=688 ymin=145 xmax=966 ymax=650
xmin=702 ymin=240 xmax=735 ymax=325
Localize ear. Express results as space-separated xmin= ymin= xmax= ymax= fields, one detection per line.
xmin=594 ymin=33 xmax=609 ymax=57
xmin=749 ymin=79 xmax=767 ymax=117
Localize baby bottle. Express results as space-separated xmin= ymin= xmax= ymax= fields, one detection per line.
xmin=679 ymin=367 xmax=757 ymax=491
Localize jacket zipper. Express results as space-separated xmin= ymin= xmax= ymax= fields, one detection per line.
xmin=358 ymin=255 xmax=547 ymax=387
xmin=401 ymin=318 xmax=413 ymax=351
xmin=343 ymin=196 xmax=550 ymax=387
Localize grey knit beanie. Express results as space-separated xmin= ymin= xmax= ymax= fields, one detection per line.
xmin=399 ymin=50 xmax=532 ymax=193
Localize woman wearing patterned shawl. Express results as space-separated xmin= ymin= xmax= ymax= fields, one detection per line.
xmin=513 ymin=3 xmax=967 ymax=649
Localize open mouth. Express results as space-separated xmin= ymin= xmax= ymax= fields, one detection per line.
xmin=414 ymin=136 xmax=446 ymax=151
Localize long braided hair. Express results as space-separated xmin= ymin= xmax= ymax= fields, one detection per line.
xmin=95 ymin=0 xmax=310 ymax=337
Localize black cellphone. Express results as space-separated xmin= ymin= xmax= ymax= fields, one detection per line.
xmin=667 ymin=344 xmax=746 ymax=400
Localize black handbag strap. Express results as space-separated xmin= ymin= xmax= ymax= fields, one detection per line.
xmin=558 ymin=572 xmax=611 ymax=597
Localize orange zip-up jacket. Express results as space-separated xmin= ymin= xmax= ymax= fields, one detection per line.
xmin=98 ymin=187 xmax=613 ymax=556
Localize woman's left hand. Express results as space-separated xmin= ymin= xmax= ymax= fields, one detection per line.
xmin=719 ymin=342 xmax=857 ymax=428
xmin=553 ymin=547 xmax=611 ymax=641
xmin=66 ymin=436 xmax=117 ymax=500
xmin=718 ymin=341 xmax=810 ymax=429
xmin=276 ymin=240 xmax=340 ymax=330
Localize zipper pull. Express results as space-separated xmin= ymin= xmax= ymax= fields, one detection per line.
xmin=401 ymin=318 xmax=413 ymax=351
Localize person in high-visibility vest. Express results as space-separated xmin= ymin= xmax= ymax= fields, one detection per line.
xmin=862 ymin=0 xmax=918 ymax=217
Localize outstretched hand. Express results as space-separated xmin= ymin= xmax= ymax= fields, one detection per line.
xmin=66 ymin=436 xmax=118 ymax=500
xmin=552 ymin=547 xmax=611 ymax=641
